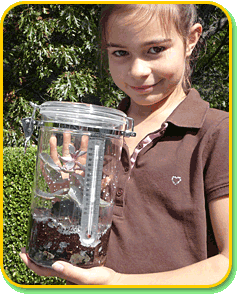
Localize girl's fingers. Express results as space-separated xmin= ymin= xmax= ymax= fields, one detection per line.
xmin=19 ymin=248 xmax=120 ymax=285
xmin=75 ymin=135 xmax=88 ymax=175
xmin=78 ymin=135 xmax=88 ymax=163
xmin=62 ymin=132 xmax=72 ymax=156
xmin=49 ymin=134 xmax=62 ymax=167
xmin=50 ymin=133 xmax=70 ymax=180
xmin=19 ymin=248 xmax=58 ymax=278
xmin=51 ymin=261 xmax=117 ymax=285
xmin=51 ymin=261 xmax=90 ymax=284
xmin=80 ymin=135 xmax=89 ymax=153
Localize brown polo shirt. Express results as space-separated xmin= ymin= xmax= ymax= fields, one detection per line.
xmin=105 ymin=89 xmax=229 ymax=274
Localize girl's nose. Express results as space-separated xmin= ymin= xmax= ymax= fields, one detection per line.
xmin=128 ymin=58 xmax=151 ymax=78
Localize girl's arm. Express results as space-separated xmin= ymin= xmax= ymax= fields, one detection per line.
xmin=19 ymin=196 xmax=230 ymax=286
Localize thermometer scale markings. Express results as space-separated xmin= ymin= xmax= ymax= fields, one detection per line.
xmin=81 ymin=136 xmax=105 ymax=245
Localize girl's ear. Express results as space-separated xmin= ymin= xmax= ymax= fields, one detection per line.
xmin=186 ymin=23 xmax=202 ymax=57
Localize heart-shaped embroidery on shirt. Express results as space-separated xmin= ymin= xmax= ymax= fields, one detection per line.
xmin=171 ymin=176 xmax=182 ymax=185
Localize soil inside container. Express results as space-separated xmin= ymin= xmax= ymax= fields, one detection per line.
xmin=27 ymin=213 xmax=111 ymax=268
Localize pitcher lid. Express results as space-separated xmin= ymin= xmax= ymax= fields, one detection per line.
xmin=39 ymin=101 xmax=131 ymax=131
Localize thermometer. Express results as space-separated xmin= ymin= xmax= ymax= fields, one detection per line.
xmin=80 ymin=136 xmax=105 ymax=246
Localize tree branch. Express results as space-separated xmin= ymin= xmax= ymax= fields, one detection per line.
xmin=202 ymin=17 xmax=228 ymax=40
xmin=202 ymin=30 xmax=229 ymax=71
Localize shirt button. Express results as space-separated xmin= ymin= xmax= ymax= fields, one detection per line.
xmin=116 ymin=188 xmax=124 ymax=197
xmin=137 ymin=143 xmax=143 ymax=150
xmin=124 ymin=166 xmax=129 ymax=173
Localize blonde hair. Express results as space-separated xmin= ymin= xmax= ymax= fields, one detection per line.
xmin=100 ymin=4 xmax=200 ymax=93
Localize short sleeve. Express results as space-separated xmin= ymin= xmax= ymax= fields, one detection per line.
xmin=204 ymin=116 xmax=229 ymax=203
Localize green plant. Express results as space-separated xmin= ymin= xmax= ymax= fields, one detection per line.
xmin=3 ymin=4 xmax=123 ymax=147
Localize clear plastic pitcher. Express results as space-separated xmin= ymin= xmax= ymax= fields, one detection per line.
xmin=22 ymin=101 xmax=135 ymax=268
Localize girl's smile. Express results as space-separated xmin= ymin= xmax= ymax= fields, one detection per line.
xmin=129 ymin=81 xmax=162 ymax=94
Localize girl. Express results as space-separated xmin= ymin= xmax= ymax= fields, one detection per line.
xmin=20 ymin=4 xmax=229 ymax=285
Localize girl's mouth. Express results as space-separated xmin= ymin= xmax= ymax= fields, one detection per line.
xmin=130 ymin=82 xmax=159 ymax=93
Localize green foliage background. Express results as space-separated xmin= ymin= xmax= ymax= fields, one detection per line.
xmin=3 ymin=3 xmax=229 ymax=148
xmin=193 ymin=4 xmax=229 ymax=111
xmin=3 ymin=4 xmax=124 ymax=147
xmin=3 ymin=147 xmax=65 ymax=285
xmin=2 ymin=3 xmax=230 ymax=286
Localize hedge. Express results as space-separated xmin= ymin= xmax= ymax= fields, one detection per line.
xmin=3 ymin=146 xmax=65 ymax=285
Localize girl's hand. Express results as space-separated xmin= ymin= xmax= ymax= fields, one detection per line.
xmin=19 ymin=248 xmax=121 ymax=285
xmin=41 ymin=132 xmax=88 ymax=192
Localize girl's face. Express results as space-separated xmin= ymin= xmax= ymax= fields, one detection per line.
xmin=106 ymin=12 xmax=187 ymax=107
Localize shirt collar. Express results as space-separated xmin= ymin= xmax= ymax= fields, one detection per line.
xmin=118 ymin=89 xmax=209 ymax=129
xmin=166 ymin=88 xmax=209 ymax=128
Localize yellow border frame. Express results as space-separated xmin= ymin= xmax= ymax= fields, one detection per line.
xmin=0 ymin=0 xmax=234 ymax=290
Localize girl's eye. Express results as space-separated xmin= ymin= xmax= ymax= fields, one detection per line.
xmin=112 ymin=50 xmax=128 ymax=57
xmin=148 ymin=46 xmax=165 ymax=54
